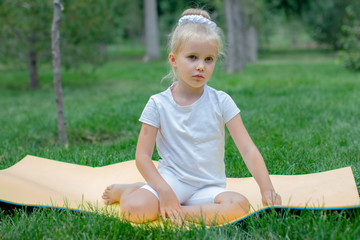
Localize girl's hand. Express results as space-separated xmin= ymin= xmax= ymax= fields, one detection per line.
xmin=262 ymin=190 xmax=282 ymax=206
xmin=158 ymin=188 xmax=184 ymax=224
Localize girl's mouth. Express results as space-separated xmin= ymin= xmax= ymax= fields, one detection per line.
xmin=193 ymin=75 xmax=204 ymax=79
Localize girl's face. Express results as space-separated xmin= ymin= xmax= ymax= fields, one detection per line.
xmin=169 ymin=35 xmax=218 ymax=90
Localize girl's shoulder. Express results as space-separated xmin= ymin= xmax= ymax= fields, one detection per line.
xmin=146 ymin=86 xmax=173 ymax=109
xmin=150 ymin=87 xmax=171 ymax=101
xmin=206 ymin=85 xmax=233 ymax=102
xmin=206 ymin=85 xmax=240 ymax=121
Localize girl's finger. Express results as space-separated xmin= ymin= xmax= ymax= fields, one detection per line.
xmin=160 ymin=209 xmax=167 ymax=221
xmin=166 ymin=209 xmax=180 ymax=224
xmin=173 ymin=211 xmax=182 ymax=224
xmin=166 ymin=211 xmax=174 ymax=223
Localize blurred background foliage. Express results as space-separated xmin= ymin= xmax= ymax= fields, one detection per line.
xmin=339 ymin=5 xmax=360 ymax=70
xmin=0 ymin=0 xmax=359 ymax=76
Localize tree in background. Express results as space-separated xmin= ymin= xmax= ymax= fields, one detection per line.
xmin=0 ymin=0 xmax=52 ymax=89
xmin=0 ymin=0 xmax=120 ymax=89
xmin=264 ymin=0 xmax=310 ymax=17
xmin=243 ymin=0 xmax=258 ymax=63
xmin=51 ymin=0 xmax=67 ymax=145
xmin=303 ymin=0 xmax=355 ymax=50
xmin=143 ymin=0 xmax=161 ymax=61
xmin=339 ymin=5 xmax=360 ymax=71
xmin=114 ymin=0 xmax=143 ymax=42
xmin=224 ymin=0 xmax=258 ymax=72
xmin=2 ymin=0 xmax=355 ymax=78
xmin=224 ymin=0 xmax=246 ymax=72
xmin=264 ymin=0 xmax=357 ymax=50
xmin=59 ymin=1 xmax=119 ymax=68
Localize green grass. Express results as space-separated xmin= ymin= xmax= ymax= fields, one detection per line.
xmin=1 ymin=47 xmax=360 ymax=239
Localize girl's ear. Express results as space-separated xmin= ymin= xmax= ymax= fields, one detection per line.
xmin=168 ymin=52 xmax=177 ymax=68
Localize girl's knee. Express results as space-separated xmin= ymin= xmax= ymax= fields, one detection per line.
xmin=236 ymin=195 xmax=250 ymax=212
xmin=216 ymin=192 xmax=250 ymax=213
xmin=229 ymin=194 xmax=250 ymax=212
xmin=121 ymin=198 xmax=145 ymax=213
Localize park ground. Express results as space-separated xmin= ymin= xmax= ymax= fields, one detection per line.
xmin=0 ymin=45 xmax=360 ymax=239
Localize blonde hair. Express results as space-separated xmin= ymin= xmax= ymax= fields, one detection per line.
xmin=163 ymin=8 xmax=224 ymax=83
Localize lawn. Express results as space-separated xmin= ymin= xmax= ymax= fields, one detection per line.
xmin=0 ymin=46 xmax=360 ymax=239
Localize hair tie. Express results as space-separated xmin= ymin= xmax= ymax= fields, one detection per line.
xmin=178 ymin=15 xmax=217 ymax=28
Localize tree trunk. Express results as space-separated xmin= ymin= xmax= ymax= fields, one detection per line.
xmin=51 ymin=0 xmax=68 ymax=145
xmin=244 ymin=0 xmax=258 ymax=63
xmin=245 ymin=24 xmax=258 ymax=63
xmin=224 ymin=0 xmax=246 ymax=72
xmin=28 ymin=31 xmax=39 ymax=89
xmin=143 ymin=0 xmax=160 ymax=61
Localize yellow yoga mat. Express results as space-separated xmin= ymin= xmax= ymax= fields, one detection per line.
xmin=0 ymin=155 xmax=359 ymax=225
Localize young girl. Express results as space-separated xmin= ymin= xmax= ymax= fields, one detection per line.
xmin=102 ymin=8 xmax=281 ymax=225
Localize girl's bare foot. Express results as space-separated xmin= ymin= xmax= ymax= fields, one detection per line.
xmin=102 ymin=182 xmax=144 ymax=205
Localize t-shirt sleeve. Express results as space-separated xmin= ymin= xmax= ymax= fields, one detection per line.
xmin=219 ymin=91 xmax=240 ymax=123
xmin=139 ymin=97 xmax=160 ymax=128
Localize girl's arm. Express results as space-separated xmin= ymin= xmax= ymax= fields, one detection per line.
xmin=135 ymin=123 xmax=183 ymax=222
xmin=226 ymin=114 xmax=282 ymax=206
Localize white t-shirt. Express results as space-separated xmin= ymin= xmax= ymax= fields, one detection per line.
xmin=139 ymin=84 xmax=240 ymax=188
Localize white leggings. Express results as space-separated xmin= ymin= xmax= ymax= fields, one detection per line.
xmin=141 ymin=171 xmax=231 ymax=206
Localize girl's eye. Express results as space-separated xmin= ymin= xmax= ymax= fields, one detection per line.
xmin=188 ymin=55 xmax=197 ymax=60
xmin=205 ymin=57 xmax=214 ymax=62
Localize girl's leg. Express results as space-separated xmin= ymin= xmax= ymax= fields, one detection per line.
xmin=102 ymin=184 xmax=159 ymax=223
xmin=181 ymin=191 xmax=250 ymax=225
xmin=103 ymin=184 xmax=248 ymax=224
xmin=120 ymin=188 xmax=160 ymax=223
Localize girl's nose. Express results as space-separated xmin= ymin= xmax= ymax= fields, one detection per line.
xmin=196 ymin=61 xmax=204 ymax=71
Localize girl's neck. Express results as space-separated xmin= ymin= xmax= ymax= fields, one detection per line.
xmin=171 ymin=82 xmax=205 ymax=106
